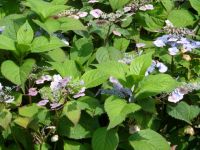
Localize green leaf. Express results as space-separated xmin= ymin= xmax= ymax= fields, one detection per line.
xmin=189 ymin=0 xmax=200 ymax=15
xmin=81 ymin=69 xmax=109 ymax=88
xmin=24 ymin=0 xmax=67 ymax=20
xmin=1 ymin=59 xmax=35 ymax=88
xmin=109 ymin=0 xmax=130 ymax=10
xmin=97 ymin=61 xmax=129 ymax=80
xmin=92 ymin=127 xmax=119 ymax=150
xmin=0 ymin=35 xmax=16 ymax=50
xmin=168 ymin=10 xmax=196 ymax=27
xmin=77 ymin=96 xmax=104 ymax=116
xmin=113 ymin=38 xmax=130 ymax=51
xmin=167 ymin=101 xmax=200 ymax=124
xmin=14 ymin=117 xmax=31 ymax=128
xmin=161 ymin=0 xmax=174 ymax=12
xmin=58 ymin=113 xmax=99 ymax=139
xmin=135 ymin=74 xmax=177 ymax=99
xmin=129 ymin=129 xmax=170 ymax=150
xmin=96 ymin=47 xmax=123 ymax=63
xmin=70 ymin=38 xmax=93 ymax=65
xmin=130 ymin=52 xmax=153 ymax=76
xmin=31 ymin=36 xmax=66 ymax=53
xmin=64 ymin=140 xmax=89 ymax=150
xmin=17 ymin=21 xmax=33 ymax=44
xmin=50 ymin=60 xmax=80 ymax=78
xmin=43 ymin=48 xmax=67 ymax=62
xmin=63 ymin=101 xmax=81 ymax=126
xmin=59 ymin=17 xmax=87 ymax=31
xmin=0 ymin=109 xmax=12 ymax=129
xmin=105 ymin=96 xmax=141 ymax=129
xmin=52 ymin=0 xmax=69 ymax=5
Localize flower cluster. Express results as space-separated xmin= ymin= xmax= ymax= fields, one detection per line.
xmin=37 ymin=74 xmax=85 ymax=109
xmin=118 ymin=53 xmax=135 ymax=65
xmin=154 ymin=20 xmax=200 ymax=55
xmin=100 ymin=77 xmax=133 ymax=102
xmin=55 ymin=8 xmax=88 ymax=19
xmin=168 ymin=81 xmax=200 ymax=103
xmin=145 ymin=60 xmax=168 ymax=76
xmin=0 ymin=83 xmax=15 ymax=103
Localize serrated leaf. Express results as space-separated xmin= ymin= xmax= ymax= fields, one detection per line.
xmin=129 ymin=129 xmax=170 ymax=150
xmin=168 ymin=10 xmax=196 ymax=27
xmin=31 ymin=36 xmax=65 ymax=53
xmin=105 ymin=96 xmax=141 ymax=129
xmin=96 ymin=47 xmax=123 ymax=63
xmin=17 ymin=21 xmax=33 ymax=44
xmin=130 ymin=52 xmax=153 ymax=76
xmin=113 ymin=38 xmax=130 ymax=51
xmin=81 ymin=69 xmax=109 ymax=88
xmin=0 ymin=35 xmax=16 ymax=50
xmin=135 ymin=74 xmax=177 ymax=99
xmin=92 ymin=127 xmax=119 ymax=150
xmin=167 ymin=101 xmax=200 ymax=124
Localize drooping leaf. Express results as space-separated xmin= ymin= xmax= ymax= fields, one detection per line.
xmin=105 ymin=96 xmax=141 ymax=129
xmin=129 ymin=129 xmax=170 ymax=150
xmin=167 ymin=101 xmax=200 ymax=124
xmin=189 ymin=0 xmax=200 ymax=15
xmin=135 ymin=74 xmax=177 ymax=99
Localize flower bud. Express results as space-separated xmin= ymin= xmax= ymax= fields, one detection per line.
xmin=184 ymin=126 xmax=195 ymax=136
xmin=182 ymin=54 xmax=191 ymax=61
xmin=51 ymin=134 xmax=59 ymax=142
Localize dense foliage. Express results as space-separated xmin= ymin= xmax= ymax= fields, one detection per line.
xmin=0 ymin=0 xmax=200 ymax=149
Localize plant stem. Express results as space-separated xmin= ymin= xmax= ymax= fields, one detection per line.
xmin=104 ymin=23 xmax=112 ymax=46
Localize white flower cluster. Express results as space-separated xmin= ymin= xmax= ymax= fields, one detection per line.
xmin=56 ymin=8 xmax=88 ymax=19
xmin=168 ymin=82 xmax=200 ymax=103
xmin=0 ymin=83 xmax=15 ymax=103
xmin=154 ymin=20 xmax=200 ymax=55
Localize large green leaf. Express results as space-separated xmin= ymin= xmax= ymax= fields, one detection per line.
xmin=97 ymin=61 xmax=129 ymax=80
xmin=167 ymin=101 xmax=200 ymax=124
xmin=105 ymin=96 xmax=141 ymax=129
xmin=63 ymin=101 xmax=81 ymax=126
xmin=135 ymin=74 xmax=177 ymax=99
xmin=0 ymin=35 xmax=16 ymax=50
xmin=70 ymin=38 xmax=93 ymax=65
xmin=92 ymin=127 xmax=119 ymax=150
xmin=129 ymin=129 xmax=170 ymax=150
xmin=49 ymin=60 xmax=80 ymax=78
xmin=109 ymin=0 xmax=130 ymax=10
xmin=1 ymin=59 xmax=35 ymax=88
xmin=0 ymin=109 xmax=12 ymax=129
xmin=24 ymin=0 xmax=67 ymax=20
xmin=189 ymin=0 xmax=200 ymax=15
xmin=81 ymin=69 xmax=109 ymax=88
xmin=31 ymin=36 xmax=66 ymax=53
xmin=96 ymin=47 xmax=123 ymax=63
xmin=130 ymin=52 xmax=153 ymax=76
xmin=168 ymin=10 xmax=196 ymax=27
xmin=17 ymin=21 xmax=33 ymax=44
xmin=64 ymin=140 xmax=89 ymax=150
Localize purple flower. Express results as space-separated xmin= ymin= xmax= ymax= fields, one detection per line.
xmin=124 ymin=7 xmax=132 ymax=12
xmin=113 ymin=30 xmax=121 ymax=36
xmin=73 ymin=87 xmax=86 ymax=98
xmin=139 ymin=4 xmax=154 ymax=11
xmin=168 ymin=47 xmax=179 ymax=55
xmin=90 ymin=9 xmax=103 ymax=18
xmin=50 ymin=103 xmax=62 ymax=110
xmin=28 ymin=88 xmax=38 ymax=96
xmin=37 ymin=99 xmax=49 ymax=106
xmin=168 ymin=88 xmax=184 ymax=103
xmin=136 ymin=43 xmax=146 ymax=48
xmin=154 ymin=39 xmax=166 ymax=47
xmin=156 ymin=62 xmax=168 ymax=73
xmin=36 ymin=78 xmax=45 ymax=84
xmin=77 ymin=12 xmax=88 ymax=18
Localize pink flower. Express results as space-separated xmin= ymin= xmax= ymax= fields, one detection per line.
xmin=37 ymin=99 xmax=49 ymax=106
xmin=73 ymin=87 xmax=86 ymax=98
xmin=124 ymin=7 xmax=132 ymax=13
xmin=136 ymin=43 xmax=146 ymax=48
xmin=90 ymin=9 xmax=103 ymax=18
xmin=78 ymin=12 xmax=88 ymax=18
xmin=28 ymin=88 xmax=38 ymax=96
